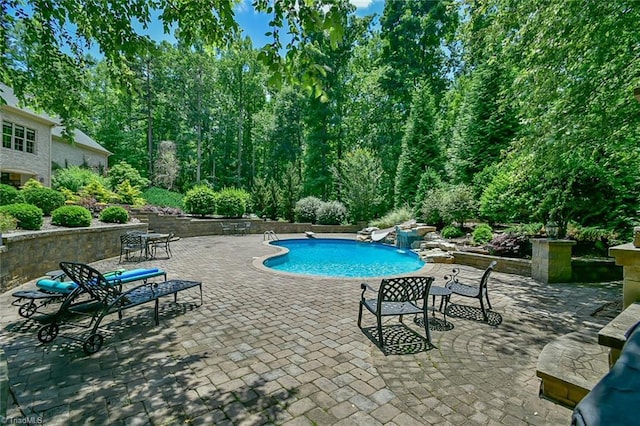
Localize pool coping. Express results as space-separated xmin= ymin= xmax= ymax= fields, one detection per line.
xmin=252 ymin=236 xmax=434 ymax=280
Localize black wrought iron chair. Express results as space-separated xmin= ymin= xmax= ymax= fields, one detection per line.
xmin=445 ymin=261 xmax=497 ymax=322
xmin=119 ymin=233 xmax=145 ymax=263
xmin=148 ymin=233 xmax=174 ymax=259
xmin=358 ymin=276 xmax=435 ymax=349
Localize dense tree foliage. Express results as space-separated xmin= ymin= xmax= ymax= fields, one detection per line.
xmin=2 ymin=0 xmax=639 ymax=234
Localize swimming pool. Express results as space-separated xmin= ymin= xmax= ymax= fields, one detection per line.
xmin=263 ymin=238 xmax=425 ymax=278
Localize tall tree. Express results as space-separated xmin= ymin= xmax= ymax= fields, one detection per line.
xmin=332 ymin=147 xmax=383 ymax=223
xmin=2 ymin=0 xmax=348 ymax=128
xmin=394 ymin=83 xmax=441 ymax=208
xmin=379 ymin=0 xmax=458 ymax=107
xmin=446 ymin=62 xmax=518 ymax=188
xmin=217 ymin=38 xmax=267 ymax=188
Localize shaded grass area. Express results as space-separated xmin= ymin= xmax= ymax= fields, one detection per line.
xmin=142 ymin=187 xmax=184 ymax=209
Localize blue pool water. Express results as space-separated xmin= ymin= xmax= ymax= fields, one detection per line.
xmin=264 ymin=238 xmax=425 ymax=278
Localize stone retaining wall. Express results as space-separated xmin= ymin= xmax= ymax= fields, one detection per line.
xmin=452 ymin=251 xmax=622 ymax=282
xmin=0 ymin=223 xmax=147 ymax=293
xmin=0 ymin=215 xmax=361 ymax=292
xmin=132 ymin=211 xmax=362 ymax=237
xmin=452 ymin=251 xmax=532 ymax=276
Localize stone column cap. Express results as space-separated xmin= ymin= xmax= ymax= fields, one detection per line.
xmin=531 ymin=238 xmax=577 ymax=245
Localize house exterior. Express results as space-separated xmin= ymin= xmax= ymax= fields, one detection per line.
xmin=0 ymin=84 xmax=111 ymax=187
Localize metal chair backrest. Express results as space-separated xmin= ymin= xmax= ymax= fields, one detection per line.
xmin=378 ymin=276 xmax=433 ymax=303
xmin=479 ymin=261 xmax=497 ymax=292
xmin=59 ymin=261 xmax=119 ymax=304
xmin=121 ymin=233 xmax=143 ymax=247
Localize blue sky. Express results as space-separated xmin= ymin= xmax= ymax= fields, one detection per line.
xmin=139 ymin=0 xmax=385 ymax=49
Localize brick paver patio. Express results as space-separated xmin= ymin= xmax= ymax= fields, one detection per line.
xmin=0 ymin=233 xmax=621 ymax=425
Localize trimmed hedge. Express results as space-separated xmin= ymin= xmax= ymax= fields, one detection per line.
xmin=0 ymin=184 xmax=22 ymax=206
xmin=0 ymin=203 xmax=43 ymax=230
xmin=184 ymin=185 xmax=216 ymax=217
xmin=51 ymin=205 xmax=92 ymax=227
xmin=99 ymin=206 xmax=130 ymax=224
xmin=21 ymin=187 xmax=66 ymax=215
xmin=216 ymin=188 xmax=251 ymax=218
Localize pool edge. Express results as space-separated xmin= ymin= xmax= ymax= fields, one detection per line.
xmin=252 ymin=237 xmax=435 ymax=281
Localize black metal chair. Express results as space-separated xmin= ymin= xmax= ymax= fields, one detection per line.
xmin=358 ymin=276 xmax=435 ymax=349
xmin=119 ymin=233 xmax=145 ymax=263
xmin=148 ymin=233 xmax=174 ymax=259
xmin=445 ymin=261 xmax=497 ymax=322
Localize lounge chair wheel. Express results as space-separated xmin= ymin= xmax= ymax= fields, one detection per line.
xmin=18 ymin=302 xmax=37 ymax=318
xmin=37 ymin=324 xmax=59 ymax=343
xmin=83 ymin=334 xmax=104 ymax=355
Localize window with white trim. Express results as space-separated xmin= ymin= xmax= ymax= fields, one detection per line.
xmin=1 ymin=120 xmax=36 ymax=154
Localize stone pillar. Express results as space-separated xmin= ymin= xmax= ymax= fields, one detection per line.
xmin=598 ymin=238 xmax=640 ymax=367
xmin=531 ymin=239 xmax=577 ymax=283
xmin=609 ymin=243 xmax=640 ymax=309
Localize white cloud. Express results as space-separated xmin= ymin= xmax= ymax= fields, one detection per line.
xmin=350 ymin=0 xmax=375 ymax=8
xmin=234 ymin=0 xmax=250 ymax=13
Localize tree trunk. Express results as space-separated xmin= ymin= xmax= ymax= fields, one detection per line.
xmin=146 ymin=59 xmax=153 ymax=179
xmin=196 ymin=67 xmax=203 ymax=183
xmin=236 ymin=64 xmax=244 ymax=185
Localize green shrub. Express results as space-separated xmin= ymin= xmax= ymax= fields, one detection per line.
xmin=503 ymin=223 xmax=544 ymax=237
xmin=472 ymin=224 xmax=493 ymax=245
xmin=251 ymin=177 xmax=278 ymax=220
xmin=0 ymin=203 xmax=43 ymax=230
xmin=278 ymin=163 xmax=302 ymax=222
xmin=108 ymin=161 xmax=150 ymax=190
xmin=565 ymin=222 xmax=622 ymax=257
xmin=369 ymin=206 xmax=413 ymax=229
xmin=59 ymin=187 xmax=80 ymax=203
xmin=53 ymin=166 xmax=107 ymax=193
xmin=51 ymin=205 xmax=92 ymax=227
xmin=99 ymin=206 xmax=130 ymax=223
xmin=294 ymin=196 xmax=323 ymax=223
xmin=21 ymin=178 xmax=43 ymax=190
xmin=0 ymin=184 xmax=22 ymax=206
xmin=21 ymin=187 xmax=66 ymax=215
xmin=441 ymin=225 xmax=464 ymax=239
xmin=79 ymin=180 xmax=118 ymax=203
xmin=142 ymin=187 xmax=184 ymax=209
xmin=183 ymin=185 xmax=216 ymax=217
xmin=0 ymin=212 xmax=17 ymax=231
xmin=317 ymin=201 xmax=347 ymax=225
xmin=115 ymin=179 xmax=145 ymax=206
xmin=216 ymin=187 xmax=251 ymax=218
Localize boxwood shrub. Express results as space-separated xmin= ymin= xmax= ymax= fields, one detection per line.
xmin=183 ymin=185 xmax=216 ymax=217
xmin=0 ymin=184 xmax=22 ymax=206
xmin=99 ymin=206 xmax=130 ymax=223
xmin=472 ymin=224 xmax=494 ymax=245
xmin=0 ymin=203 xmax=43 ymax=230
xmin=216 ymin=187 xmax=251 ymax=218
xmin=21 ymin=187 xmax=66 ymax=215
xmin=441 ymin=225 xmax=464 ymax=239
xmin=51 ymin=205 xmax=92 ymax=227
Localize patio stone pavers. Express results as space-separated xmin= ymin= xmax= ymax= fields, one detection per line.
xmin=0 ymin=233 xmax=621 ymax=425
